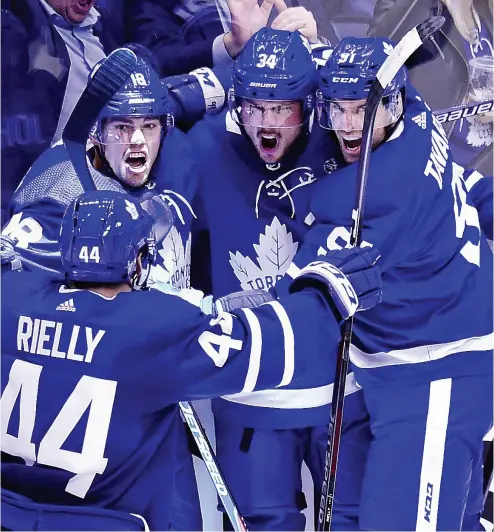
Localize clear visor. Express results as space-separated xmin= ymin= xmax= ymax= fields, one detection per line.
xmin=316 ymin=91 xmax=403 ymax=131
xmin=98 ymin=117 xmax=163 ymax=146
xmin=230 ymin=96 xmax=308 ymax=129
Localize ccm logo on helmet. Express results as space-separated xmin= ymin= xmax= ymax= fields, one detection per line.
xmin=332 ymin=77 xmax=359 ymax=83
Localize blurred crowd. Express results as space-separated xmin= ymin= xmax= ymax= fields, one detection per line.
xmin=2 ymin=0 xmax=493 ymax=224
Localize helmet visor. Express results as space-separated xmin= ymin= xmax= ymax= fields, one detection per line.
xmin=99 ymin=117 xmax=163 ymax=146
xmin=229 ymin=95 xmax=308 ymax=128
xmin=316 ymin=91 xmax=403 ymax=131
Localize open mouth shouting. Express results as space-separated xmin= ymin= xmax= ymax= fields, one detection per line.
xmin=342 ymin=136 xmax=362 ymax=153
xmin=258 ymin=131 xmax=280 ymax=157
xmin=124 ymin=150 xmax=148 ymax=174
xmin=338 ymin=134 xmax=363 ymax=161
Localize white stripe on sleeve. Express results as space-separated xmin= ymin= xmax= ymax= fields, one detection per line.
xmin=239 ymin=308 xmax=262 ymax=393
xmin=266 ymin=301 xmax=295 ymax=388
xmin=463 ymin=170 xmax=484 ymax=191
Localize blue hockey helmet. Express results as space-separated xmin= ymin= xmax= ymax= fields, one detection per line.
xmin=91 ymin=53 xmax=173 ymax=142
xmin=229 ymin=28 xmax=318 ymax=128
xmin=59 ymin=191 xmax=157 ymax=288
xmin=317 ymin=37 xmax=406 ymax=131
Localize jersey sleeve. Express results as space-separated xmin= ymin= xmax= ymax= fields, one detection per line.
xmin=1 ymin=145 xmax=78 ymax=275
xmin=114 ymin=289 xmax=341 ymax=411
xmin=463 ymin=168 xmax=493 ymax=242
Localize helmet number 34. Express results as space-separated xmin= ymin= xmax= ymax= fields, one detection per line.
xmin=256 ymin=54 xmax=278 ymax=69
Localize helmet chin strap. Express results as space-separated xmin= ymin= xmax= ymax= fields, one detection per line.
xmin=131 ymin=264 xmax=152 ymax=291
xmin=131 ymin=246 xmax=154 ymax=291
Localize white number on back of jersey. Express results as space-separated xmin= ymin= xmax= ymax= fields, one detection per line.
xmin=256 ymin=53 xmax=278 ymax=69
xmin=2 ymin=212 xmax=43 ymax=249
xmin=198 ymin=312 xmax=243 ymax=367
xmin=452 ymin=163 xmax=481 ymax=266
xmin=1 ymin=360 xmax=117 ymax=498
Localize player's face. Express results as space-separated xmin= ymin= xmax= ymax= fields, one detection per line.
xmin=47 ymin=0 xmax=95 ymax=23
xmin=102 ymin=117 xmax=162 ymax=187
xmin=241 ymin=99 xmax=304 ymax=163
xmin=332 ymin=99 xmax=387 ymax=164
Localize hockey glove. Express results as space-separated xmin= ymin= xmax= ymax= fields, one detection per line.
xmin=163 ymin=66 xmax=229 ymax=128
xmin=0 ymin=235 xmax=23 ymax=272
xmin=289 ymin=247 xmax=383 ymax=320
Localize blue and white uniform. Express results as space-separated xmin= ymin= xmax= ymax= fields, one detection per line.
xmin=285 ymin=37 xmax=493 ymax=530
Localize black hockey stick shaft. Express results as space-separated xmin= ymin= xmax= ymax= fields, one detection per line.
xmin=317 ymin=15 xmax=445 ymax=531
xmin=179 ymin=402 xmax=248 ymax=532
xmin=433 ymin=99 xmax=494 ymax=123
xmin=62 ymin=48 xmax=138 ymax=191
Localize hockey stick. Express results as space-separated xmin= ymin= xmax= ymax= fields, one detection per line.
xmin=62 ymin=48 xmax=138 ymax=191
xmin=179 ymin=402 xmax=248 ymax=532
xmin=433 ymin=99 xmax=494 ymax=123
xmin=61 ymin=49 xmax=246 ymax=531
xmin=317 ymin=16 xmax=445 ymax=532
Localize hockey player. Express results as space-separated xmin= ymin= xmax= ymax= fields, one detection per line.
xmin=0 ymin=51 xmax=203 ymax=530
xmin=2 ymin=52 xmax=197 ymax=291
xmin=1 ymin=190 xmax=383 ymax=531
xmin=283 ymin=36 xmax=494 ymax=530
xmin=187 ymin=28 xmax=368 ymax=531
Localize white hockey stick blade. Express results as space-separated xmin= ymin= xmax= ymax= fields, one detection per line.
xmin=376 ymin=16 xmax=445 ymax=91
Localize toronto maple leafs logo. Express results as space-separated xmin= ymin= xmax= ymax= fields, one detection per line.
xmin=151 ymin=226 xmax=191 ymax=289
xmin=466 ymin=117 xmax=493 ymax=148
xmin=383 ymin=42 xmax=394 ymax=56
xmin=229 ymin=217 xmax=298 ymax=291
xmin=324 ymin=158 xmax=339 ymax=174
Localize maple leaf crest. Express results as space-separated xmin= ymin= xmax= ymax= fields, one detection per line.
xmin=229 ymin=217 xmax=298 ymax=291
xmin=383 ymin=42 xmax=394 ymax=56
xmin=152 ymin=226 xmax=191 ymax=289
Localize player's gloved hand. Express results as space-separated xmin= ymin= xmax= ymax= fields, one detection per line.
xmin=0 ymin=235 xmax=23 ymax=272
xmin=163 ymin=67 xmax=228 ymax=127
xmin=289 ymin=247 xmax=382 ymax=320
xmin=210 ymin=288 xmax=277 ymax=318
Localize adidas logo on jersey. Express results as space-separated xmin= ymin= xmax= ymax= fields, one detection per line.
xmin=56 ymin=299 xmax=76 ymax=312
xmin=412 ymin=112 xmax=427 ymax=129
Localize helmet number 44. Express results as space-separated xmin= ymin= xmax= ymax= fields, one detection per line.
xmin=79 ymin=246 xmax=101 ymax=263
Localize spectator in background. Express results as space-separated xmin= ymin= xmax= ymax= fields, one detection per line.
xmin=126 ymin=0 xmax=225 ymax=76
xmin=126 ymin=0 xmax=321 ymax=76
xmin=1 ymin=0 xmax=123 ymax=225
xmin=368 ymin=0 xmax=493 ymax=174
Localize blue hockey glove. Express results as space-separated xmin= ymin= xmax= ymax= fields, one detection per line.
xmin=163 ymin=66 xmax=229 ymax=126
xmin=0 ymin=235 xmax=23 ymax=272
xmin=289 ymin=247 xmax=382 ymax=320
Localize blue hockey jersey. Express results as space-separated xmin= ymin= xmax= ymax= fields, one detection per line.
xmin=462 ymin=168 xmax=493 ymax=242
xmin=188 ymin=109 xmax=359 ymax=429
xmin=283 ymin=85 xmax=494 ymax=388
xmin=2 ymin=128 xmax=197 ymax=289
xmin=1 ymin=270 xmax=343 ymax=529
